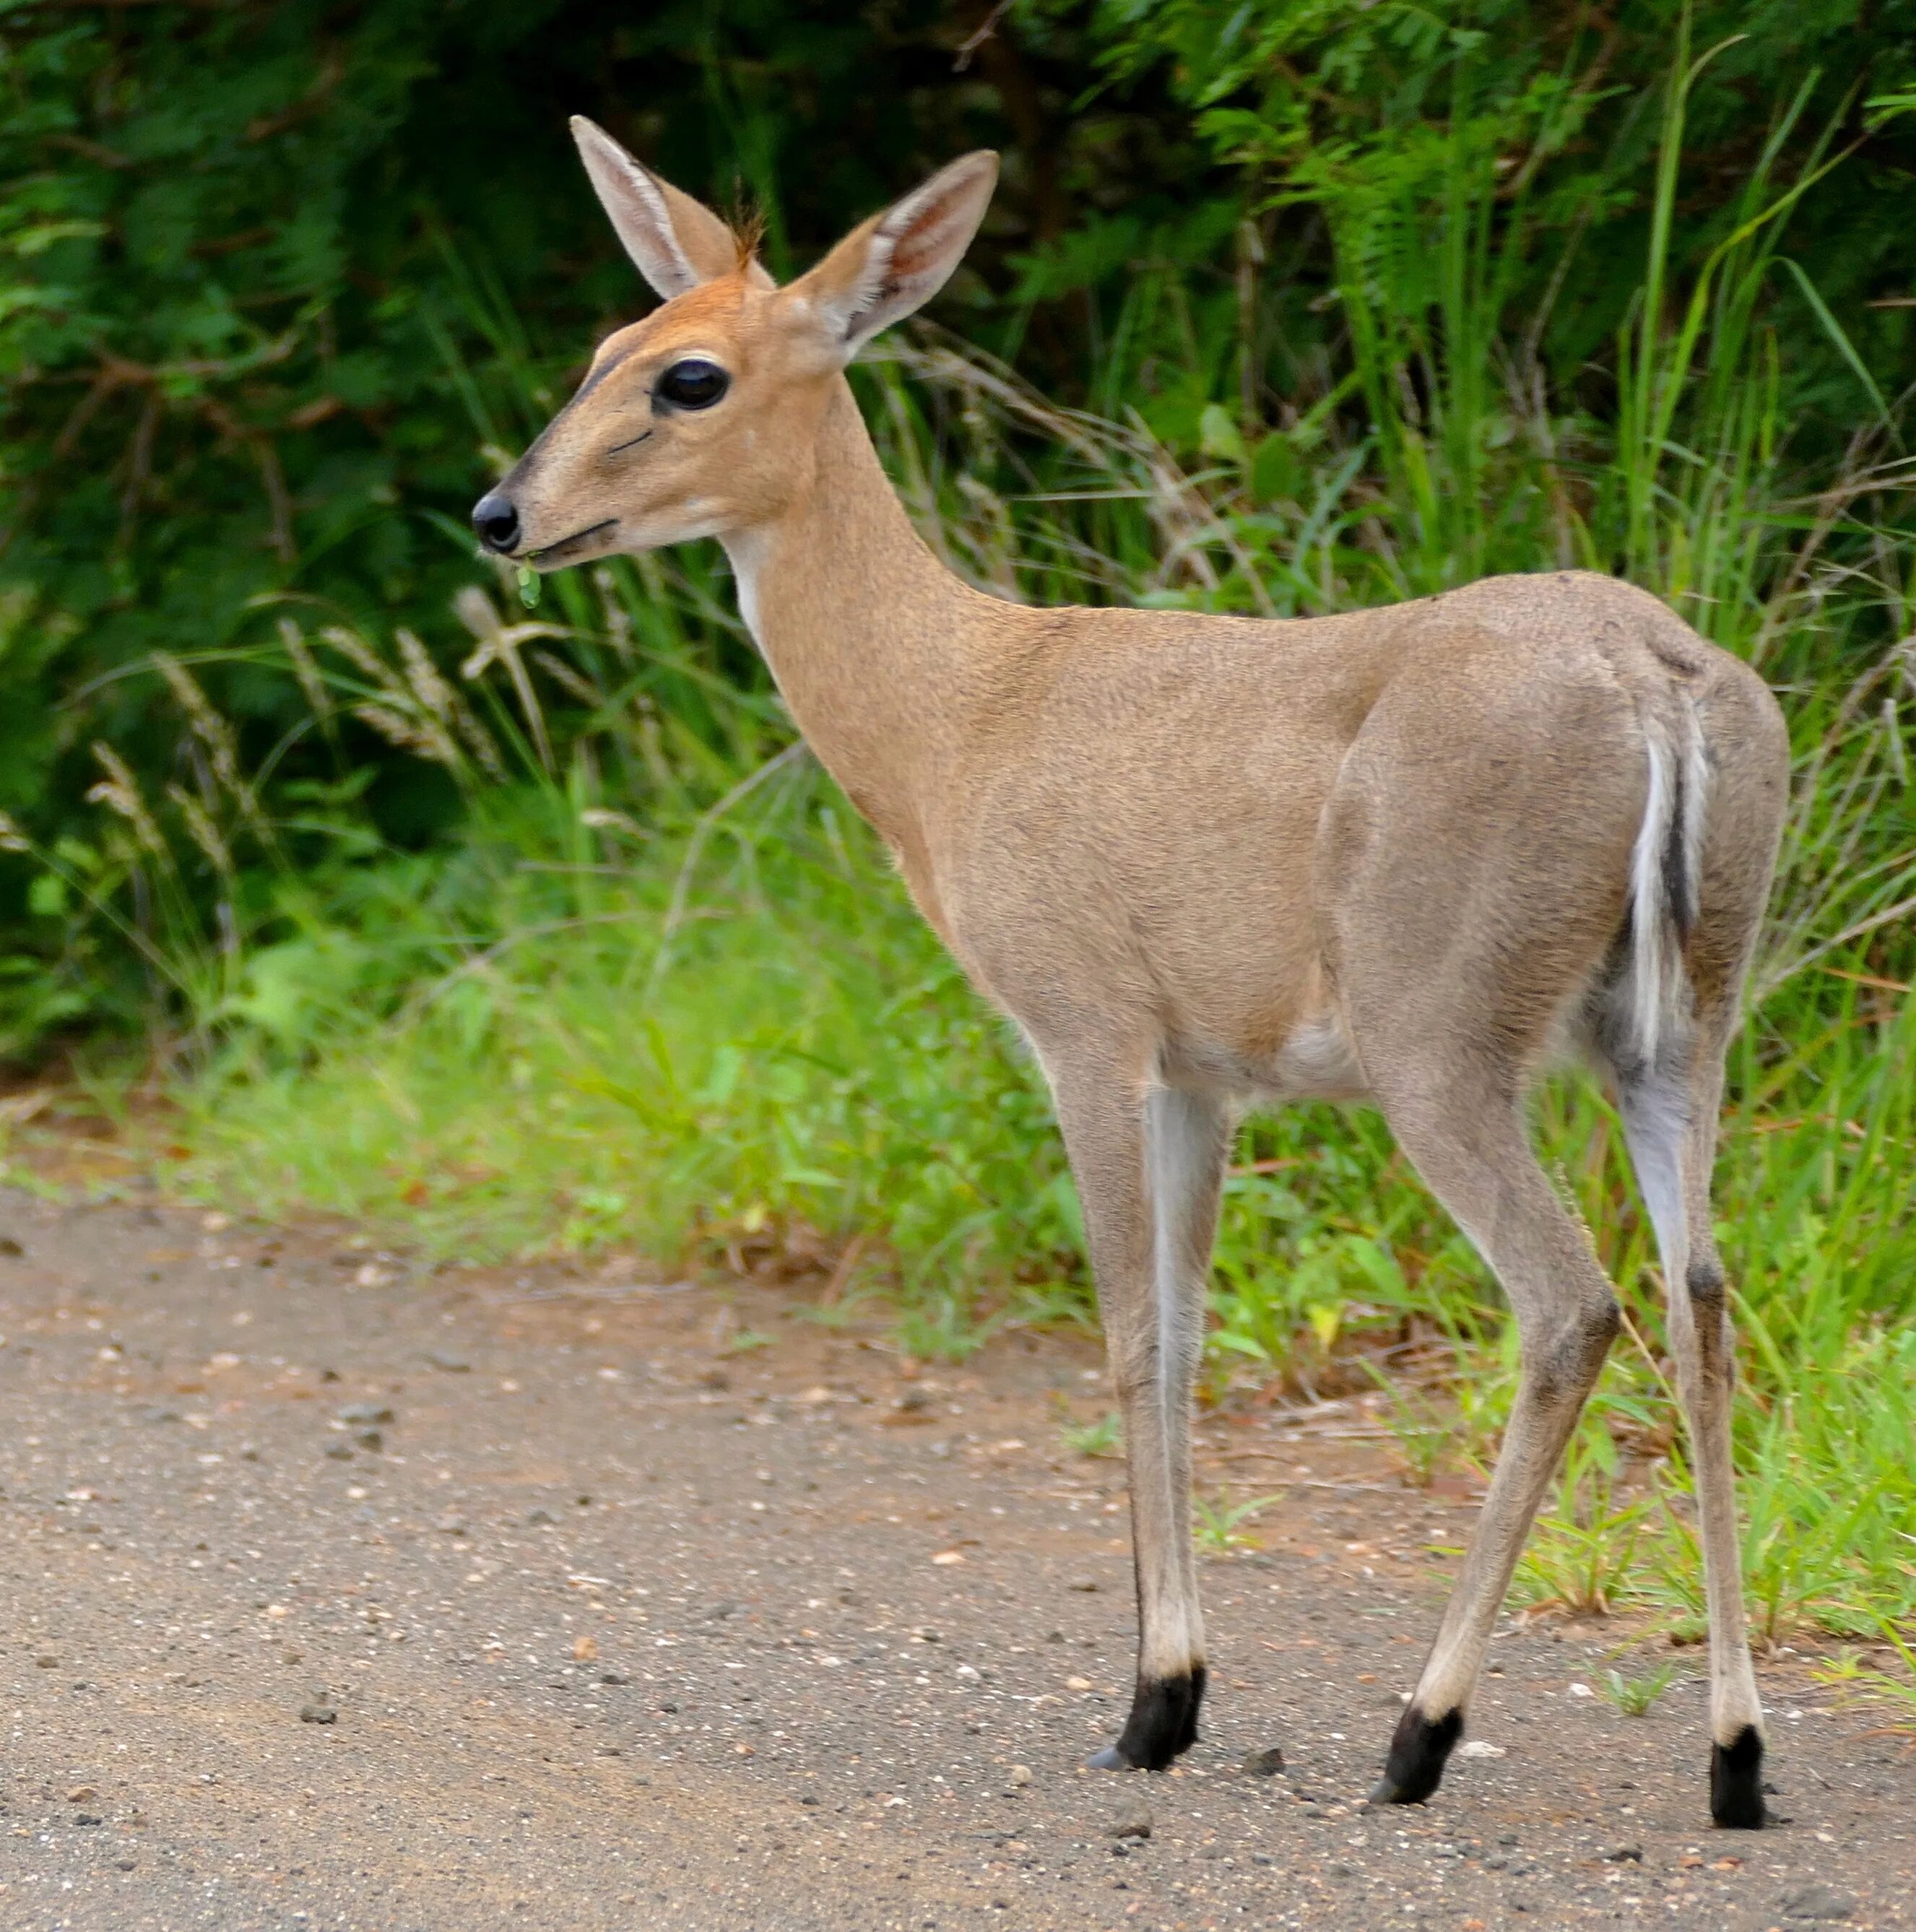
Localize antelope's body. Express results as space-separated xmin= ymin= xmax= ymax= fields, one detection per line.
xmin=476 ymin=129 xmax=1791 ymax=1829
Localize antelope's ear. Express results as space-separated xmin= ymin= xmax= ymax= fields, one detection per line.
xmin=570 ymin=117 xmax=773 ymax=298
xmin=777 ymin=151 xmax=997 ymax=361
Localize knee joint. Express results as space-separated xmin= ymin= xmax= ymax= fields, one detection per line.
xmin=1533 ymin=1294 xmax=1620 ymax=1400
xmin=1568 ymin=1292 xmax=1623 ymax=1362
xmin=1686 ymin=1259 xmax=1728 ymax=1309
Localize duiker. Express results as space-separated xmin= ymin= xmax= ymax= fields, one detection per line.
xmin=474 ymin=124 xmax=1788 ymax=1828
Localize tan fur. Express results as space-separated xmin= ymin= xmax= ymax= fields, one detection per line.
xmin=477 ymin=130 xmax=1792 ymax=1813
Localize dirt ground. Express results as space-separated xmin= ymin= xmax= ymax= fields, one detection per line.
xmin=0 ymin=1176 xmax=1910 ymax=1932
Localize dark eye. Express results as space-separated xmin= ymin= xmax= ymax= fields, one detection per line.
xmin=655 ymin=359 xmax=729 ymax=410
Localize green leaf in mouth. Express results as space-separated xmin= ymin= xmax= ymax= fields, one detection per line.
xmin=516 ymin=564 xmax=541 ymax=611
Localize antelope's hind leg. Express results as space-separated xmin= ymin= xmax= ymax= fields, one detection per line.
xmin=1049 ymin=1071 xmax=1232 ymax=1772
xmin=1364 ymin=1073 xmax=1622 ymax=1806
xmin=1617 ymin=1039 xmax=1766 ymax=1827
xmin=1318 ymin=638 xmax=1647 ymax=1806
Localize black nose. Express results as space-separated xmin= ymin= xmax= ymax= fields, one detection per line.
xmin=472 ymin=491 xmax=521 ymax=554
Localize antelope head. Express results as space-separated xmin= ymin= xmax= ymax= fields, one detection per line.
xmin=472 ymin=120 xmax=998 ymax=569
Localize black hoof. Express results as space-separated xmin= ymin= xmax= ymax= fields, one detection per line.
xmin=1710 ymin=1726 xmax=1767 ymax=1829
xmin=1370 ymin=1703 xmax=1462 ymax=1806
xmin=1089 ymin=1667 xmax=1206 ymax=1772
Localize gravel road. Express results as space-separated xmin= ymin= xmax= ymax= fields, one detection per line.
xmin=0 ymin=1179 xmax=1910 ymax=1931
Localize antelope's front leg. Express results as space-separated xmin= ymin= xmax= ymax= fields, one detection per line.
xmin=1048 ymin=1064 xmax=1232 ymax=1772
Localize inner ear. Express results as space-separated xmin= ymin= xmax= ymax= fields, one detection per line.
xmin=571 ymin=116 xmax=774 ymax=299
xmin=781 ymin=151 xmax=998 ymax=360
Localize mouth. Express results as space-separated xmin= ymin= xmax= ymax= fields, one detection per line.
xmin=527 ymin=519 xmax=618 ymax=566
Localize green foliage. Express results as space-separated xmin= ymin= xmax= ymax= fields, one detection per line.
xmin=6 ymin=0 xmax=1915 ymax=1041
xmin=0 ymin=0 xmax=1048 ymax=1004
xmin=1065 ymin=0 xmax=1916 ymax=451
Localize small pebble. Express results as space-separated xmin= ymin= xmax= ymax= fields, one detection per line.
xmin=299 ymin=1704 xmax=337 ymax=1725
xmin=1781 ymin=1884 xmax=1857 ymax=1923
xmin=1109 ymin=1803 xmax=1153 ymax=1841
xmin=337 ymin=1402 xmax=394 ymax=1426
xmin=1241 ymin=1744 xmax=1286 ymax=1776
xmin=1006 ymin=1764 xmax=1032 ymax=1788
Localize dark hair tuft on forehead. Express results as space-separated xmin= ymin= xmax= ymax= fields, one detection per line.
xmin=727 ymin=194 xmax=768 ymax=277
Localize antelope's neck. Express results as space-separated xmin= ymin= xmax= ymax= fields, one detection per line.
xmin=720 ymin=381 xmax=989 ymax=844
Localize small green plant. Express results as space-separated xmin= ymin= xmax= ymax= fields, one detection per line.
xmin=802 ymin=1283 xmax=888 ymax=1331
xmin=1008 ymin=1278 xmax=1101 ymax=1335
xmin=1603 ymin=1662 xmax=1680 ymax=1716
xmin=893 ymin=1291 xmax=995 ymax=1364
xmin=1193 ymin=1492 xmax=1280 ymax=1556
xmin=1365 ymin=1364 xmax=1451 ymax=1489
xmin=1811 ymin=1646 xmax=1873 ymax=1689
xmin=1061 ymin=1411 xmax=1122 ymax=1459
xmin=1808 ymin=1621 xmax=1916 ymax=1730
xmin=1512 ymin=1423 xmax=1652 ymax=1618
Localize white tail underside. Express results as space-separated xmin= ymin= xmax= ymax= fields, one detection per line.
xmin=1626 ymin=702 xmax=1708 ymax=1067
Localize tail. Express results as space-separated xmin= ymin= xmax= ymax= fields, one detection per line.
xmin=1624 ymin=696 xmax=1707 ymax=1067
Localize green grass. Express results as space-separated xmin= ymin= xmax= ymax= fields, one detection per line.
xmin=1059 ymin=1411 xmax=1124 ymax=1460
xmin=1194 ymin=1493 xmax=1283 ymax=1556
xmin=11 ymin=41 xmax=1913 ymax=1645
xmin=1603 ymin=1663 xmax=1681 ymax=1717
xmin=1813 ymin=1627 xmax=1916 ymax=1733
xmin=162 ymin=761 xmax=1083 ymax=1299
